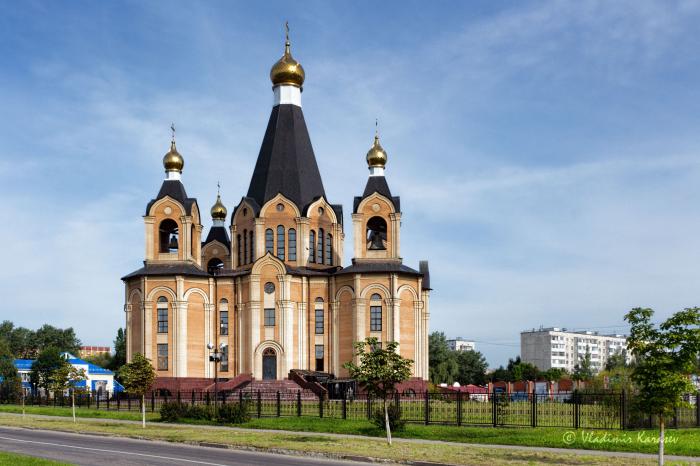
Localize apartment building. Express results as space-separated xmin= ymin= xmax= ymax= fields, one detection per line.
xmin=447 ymin=338 xmax=476 ymax=352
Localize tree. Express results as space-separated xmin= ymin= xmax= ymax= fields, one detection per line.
xmin=0 ymin=321 xmax=82 ymax=359
xmin=605 ymin=349 xmax=629 ymax=371
xmin=84 ymin=352 xmax=113 ymax=369
xmin=0 ymin=339 xmax=21 ymax=403
xmin=625 ymin=307 xmax=700 ymax=466
xmin=455 ymin=349 xmax=488 ymax=385
xmin=49 ymin=363 xmax=86 ymax=423
xmin=34 ymin=325 xmax=81 ymax=355
xmin=30 ymin=347 xmax=66 ymax=394
xmin=344 ymin=337 xmax=412 ymax=445
xmin=119 ymin=353 xmax=156 ymax=428
xmin=489 ymin=366 xmax=512 ymax=382
xmin=572 ymin=349 xmax=594 ymax=385
xmin=428 ymin=332 xmax=458 ymax=384
xmin=541 ymin=367 xmax=568 ymax=382
xmin=108 ymin=328 xmax=126 ymax=372
xmin=512 ymin=362 xmax=540 ymax=381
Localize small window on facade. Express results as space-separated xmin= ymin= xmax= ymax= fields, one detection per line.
xmin=317 ymin=228 xmax=324 ymax=265
xmin=157 ymin=297 xmax=168 ymax=333
xmin=315 ymin=344 xmax=324 ymax=371
xmin=370 ymin=305 xmax=382 ymax=331
xmin=157 ymin=344 xmax=168 ymax=370
xmin=277 ymin=225 xmax=285 ymax=260
xmin=220 ymin=310 xmax=228 ymax=335
xmin=243 ymin=229 xmax=248 ymax=264
xmin=237 ymin=234 xmax=242 ymax=266
xmin=249 ymin=230 xmax=255 ymax=263
xmin=264 ymin=308 xmax=275 ymax=326
xmin=159 ymin=219 xmax=179 ymax=253
xmin=288 ymin=228 xmax=297 ymax=261
xmin=220 ymin=345 xmax=229 ymax=372
xmin=309 ymin=230 xmax=316 ymax=263
xmin=315 ymin=309 xmax=324 ymax=334
xmin=325 ymin=233 xmax=332 ymax=265
xmin=265 ymin=228 xmax=274 ymax=254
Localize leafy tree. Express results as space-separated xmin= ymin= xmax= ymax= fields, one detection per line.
xmin=119 ymin=353 xmax=156 ymax=428
xmin=455 ymin=349 xmax=487 ymax=385
xmin=344 ymin=337 xmax=412 ymax=445
xmin=35 ymin=325 xmax=81 ymax=355
xmin=541 ymin=367 xmax=568 ymax=382
xmin=49 ymin=364 xmax=86 ymax=423
xmin=512 ymin=362 xmax=540 ymax=381
xmin=30 ymin=347 xmax=66 ymax=394
xmin=572 ymin=349 xmax=594 ymax=385
xmin=489 ymin=366 xmax=512 ymax=382
xmin=108 ymin=328 xmax=126 ymax=372
xmin=605 ymin=349 xmax=629 ymax=371
xmin=625 ymin=307 xmax=700 ymax=466
xmin=84 ymin=352 xmax=113 ymax=369
xmin=0 ymin=321 xmax=81 ymax=358
xmin=0 ymin=339 xmax=21 ymax=403
xmin=428 ymin=332 xmax=458 ymax=384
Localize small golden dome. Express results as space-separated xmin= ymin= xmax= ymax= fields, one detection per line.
xmin=366 ymin=135 xmax=388 ymax=168
xmin=211 ymin=194 xmax=227 ymax=220
xmin=270 ymin=37 xmax=305 ymax=88
xmin=163 ymin=140 xmax=184 ymax=172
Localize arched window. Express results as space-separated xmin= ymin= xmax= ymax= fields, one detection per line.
xmin=317 ymin=228 xmax=324 ymax=265
xmin=314 ymin=297 xmax=324 ymax=335
xmin=309 ymin=230 xmax=316 ymax=263
xmin=366 ymin=217 xmax=387 ymax=250
xmin=249 ymin=230 xmax=255 ymax=263
xmin=276 ymin=225 xmax=285 ymax=260
xmin=243 ymin=229 xmax=248 ymax=264
xmin=207 ymin=258 xmax=224 ymax=274
xmin=236 ymin=234 xmax=242 ymax=266
xmin=288 ymin=228 xmax=297 ymax=261
xmin=159 ymin=219 xmax=179 ymax=253
xmin=157 ymin=297 xmax=168 ymax=333
xmin=325 ymin=233 xmax=332 ymax=265
xmin=265 ymin=228 xmax=274 ymax=254
xmin=370 ymin=293 xmax=382 ymax=331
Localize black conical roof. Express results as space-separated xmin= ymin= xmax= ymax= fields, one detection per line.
xmin=246 ymin=104 xmax=326 ymax=211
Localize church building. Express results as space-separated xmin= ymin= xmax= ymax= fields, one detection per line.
xmin=122 ymin=33 xmax=431 ymax=386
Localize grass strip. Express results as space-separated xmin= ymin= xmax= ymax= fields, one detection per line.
xmin=0 ymin=451 xmax=69 ymax=465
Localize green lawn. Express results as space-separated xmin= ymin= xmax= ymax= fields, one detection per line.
xmin=2 ymin=404 xmax=700 ymax=457
xmin=0 ymin=451 xmax=69 ymax=466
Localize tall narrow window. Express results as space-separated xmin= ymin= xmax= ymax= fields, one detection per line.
xmin=265 ymin=229 xmax=274 ymax=254
xmin=315 ymin=345 xmax=324 ymax=371
xmin=370 ymin=293 xmax=382 ymax=331
xmin=288 ymin=229 xmax=297 ymax=261
xmin=243 ymin=229 xmax=248 ymax=264
xmin=220 ymin=345 xmax=229 ymax=372
xmin=315 ymin=309 xmax=324 ymax=334
xmin=264 ymin=308 xmax=275 ymax=326
xmin=220 ymin=310 xmax=228 ymax=335
xmin=249 ymin=230 xmax=255 ymax=263
xmin=325 ymin=233 xmax=332 ymax=265
xmin=309 ymin=230 xmax=316 ymax=263
xmin=157 ymin=344 xmax=168 ymax=370
xmin=237 ymin=234 xmax=242 ymax=266
xmin=159 ymin=219 xmax=179 ymax=253
xmin=277 ymin=225 xmax=285 ymax=260
xmin=317 ymin=228 xmax=324 ymax=265
xmin=157 ymin=297 xmax=168 ymax=333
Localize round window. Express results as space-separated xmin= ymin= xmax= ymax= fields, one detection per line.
xmin=264 ymin=282 xmax=275 ymax=294
xmin=318 ymin=207 xmax=324 ymax=215
xmin=276 ymin=203 xmax=285 ymax=212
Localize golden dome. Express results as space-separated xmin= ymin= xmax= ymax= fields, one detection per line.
xmin=211 ymin=194 xmax=227 ymax=220
xmin=366 ymin=134 xmax=388 ymax=168
xmin=163 ymin=140 xmax=184 ymax=172
xmin=270 ymin=38 xmax=305 ymax=88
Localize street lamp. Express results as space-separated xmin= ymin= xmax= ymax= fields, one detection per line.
xmin=207 ymin=342 xmax=227 ymax=406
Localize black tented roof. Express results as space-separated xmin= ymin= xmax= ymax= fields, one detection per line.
xmin=353 ymin=176 xmax=400 ymax=213
xmin=203 ymin=226 xmax=230 ymax=249
xmin=145 ymin=180 xmax=198 ymax=216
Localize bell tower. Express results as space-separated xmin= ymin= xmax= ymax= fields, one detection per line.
xmin=352 ymin=129 xmax=401 ymax=261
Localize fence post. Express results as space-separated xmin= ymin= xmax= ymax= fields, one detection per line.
xmin=117 ymin=392 xmax=121 ymax=411
xmin=106 ymin=392 xmax=110 ymax=410
xmin=276 ymin=391 xmax=281 ymax=417
xmin=177 ymin=390 xmax=181 ymax=404
xmin=620 ymin=390 xmax=626 ymax=430
xmin=395 ymin=391 xmax=400 ymax=420
xmin=457 ymin=391 xmax=462 ymax=427
xmin=367 ymin=395 xmax=371 ymax=420
xmin=151 ymin=391 xmax=155 ymax=412
xmin=573 ymin=390 xmax=579 ymax=429
xmin=257 ymin=390 xmax=261 ymax=418
xmin=696 ymin=393 xmax=700 ymax=428
xmin=319 ymin=392 xmax=324 ymax=419
xmin=297 ymin=390 xmax=301 ymax=417
xmin=342 ymin=392 xmax=347 ymax=420
xmin=491 ymin=388 xmax=497 ymax=427
xmin=192 ymin=390 xmax=195 ymax=406
xmin=424 ymin=391 xmax=430 ymax=425
xmin=239 ymin=390 xmax=243 ymax=405
xmin=206 ymin=391 xmax=211 ymax=406
xmin=128 ymin=394 xmax=131 ymax=411
xmin=531 ymin=391 xmax=536 ymax=428
xmin=96 ymin=392 xmax=100 ymax=410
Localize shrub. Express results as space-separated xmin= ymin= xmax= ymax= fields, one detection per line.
xmin=217 ymin=402 xmax=250 ymax=424
xmin=160 ymin=401 xmax=187 ymax=422
xmin=186 ymin=404 xmax=216 ymax=420
xmin=371 ymin=403 xmax=405 ymax=432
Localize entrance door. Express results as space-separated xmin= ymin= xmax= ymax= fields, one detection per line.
xmin=262 ymin=348 xmax=277 ymax=380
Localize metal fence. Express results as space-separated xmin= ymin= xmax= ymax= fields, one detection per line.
xmin=10 ymin=390 xmax=700 ymax=430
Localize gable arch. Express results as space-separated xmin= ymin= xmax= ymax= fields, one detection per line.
xmin=360 ymin=283 xmax=392 ymax=300
xmin=202 ymin=240 xmax=229 ymax=256
xmin=397 ymin=284 xmax=418 ymax=301
xmin=260 ymin=193 xmax=302 ymax=219
xmin=335 ymin=285 xmax=355 ymax=301
xmin=251 ymin=252 xmax=286 ymax=276
xmin=183 ymin=287 xmax=210 ymax=304
xmin=356 ymin=192 xmax=396 ymax=215
xmin=305 ymin=197 xmax=338 ymax=224
xmin=146 ymin=286 xmax=176 ymax=302
xmin=149 ymin=196 xmax=188 ymax=218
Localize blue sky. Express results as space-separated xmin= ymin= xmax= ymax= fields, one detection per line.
xmin=2 ymin=1 xmax=700 ymax=368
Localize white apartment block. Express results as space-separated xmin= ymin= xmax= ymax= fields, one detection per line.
xmin=447 ymin=338 xmax=476 ymax=352
xmin=521 ymin=327 xmax=629 ymax=373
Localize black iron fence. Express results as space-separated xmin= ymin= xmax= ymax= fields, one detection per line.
xmin=8 ymin=389 xmax=700 ymax=430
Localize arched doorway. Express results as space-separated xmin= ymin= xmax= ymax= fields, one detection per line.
xmin=262 ymin=348 xmax=277 ymax=380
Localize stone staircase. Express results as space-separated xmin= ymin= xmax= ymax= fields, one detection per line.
xmin=232 ymin=378 xmax=317 ymax=399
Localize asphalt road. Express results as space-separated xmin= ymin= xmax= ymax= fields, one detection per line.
xmin=0 ymin=426 xmax=380 ymax=466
